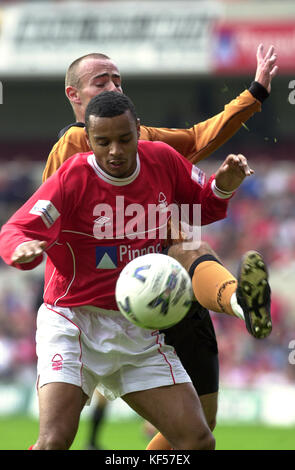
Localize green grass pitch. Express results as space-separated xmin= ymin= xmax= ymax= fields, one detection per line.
xmin=0 ymin=416 xmax=295 ymax=450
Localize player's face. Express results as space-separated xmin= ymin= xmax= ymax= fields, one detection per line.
xmin=86 ymin=110 xmax=140 ymax=178
xmin=77 ymin=58 xmax=123 ymax=116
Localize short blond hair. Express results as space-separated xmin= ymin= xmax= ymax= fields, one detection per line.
xmin=65 ymin=53 xmax=111 ymax=89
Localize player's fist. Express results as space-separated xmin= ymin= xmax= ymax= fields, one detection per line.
xmin=11 ymin=240 xmax=47 ymax=264
xmin=215 ymin=154 xmax=254 ymax=193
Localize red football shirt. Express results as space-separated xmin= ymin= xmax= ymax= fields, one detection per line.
xmin=0 ymin=141 xmax=229 ymax=310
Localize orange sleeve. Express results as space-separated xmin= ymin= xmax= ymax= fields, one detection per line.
xmin=42 ymin=126 xmax=90 ymax=182
xmin=139 ymin=89 xmax=261 ymax=164
xmin=44 ymin=88 xmax=262 ymax=181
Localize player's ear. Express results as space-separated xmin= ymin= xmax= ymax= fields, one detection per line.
xmin=84 ymin=127 xmax=91 ymax=149
xmin=66 ymin=85 xmax=82 ymax=105
xmin=136 ymin=118 xmax=141 ymax=139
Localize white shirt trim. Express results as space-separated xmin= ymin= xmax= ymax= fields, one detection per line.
xmin=211 ymin=179 xmax=234 ymax=199
xmin=87 ymin=153 xmax=140 ymax=186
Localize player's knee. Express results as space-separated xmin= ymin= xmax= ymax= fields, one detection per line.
xmin=184 ymin=240 xmax=217 ymax=258
xmin=196 ymin=240 xmax=216 ymax=257
xmin=177 ymin=427 xmax=215 ymax=450
xmin=196 ymin=429 xmax=216 ymax=450
xmin=35 ymin=431 xmax=73 ymax=450
xmin=190 ymin=427 xmax=215 ymax=450
xmin=168 ymin=240 xmax=217 ymax=273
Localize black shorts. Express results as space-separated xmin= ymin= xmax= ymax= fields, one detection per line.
xmin=161 ymin=301 xmax=219 ymax=396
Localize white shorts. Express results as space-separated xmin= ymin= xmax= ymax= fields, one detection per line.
xmin=36 ymin=303 xmax=191 ymax=402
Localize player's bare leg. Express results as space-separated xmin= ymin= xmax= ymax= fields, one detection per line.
xmin=199 ymin=392 xmax=218 ymax=431
xmin=122 ymin=382 xmax=215 ymax=450
xmin=145 ymin=390 xmax=217 ymax=450
xmin=32 ymin=382 xmax=88 ymax=450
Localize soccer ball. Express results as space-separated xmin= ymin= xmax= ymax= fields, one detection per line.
xmin=115 ymin=253 xmax=193 ymax=329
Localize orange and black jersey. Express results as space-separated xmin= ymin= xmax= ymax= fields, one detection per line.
xmin=42 ymin=82 xmax=269 ymax=182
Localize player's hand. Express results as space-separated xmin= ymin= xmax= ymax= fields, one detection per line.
xmin=11 ymin=240 xmax=47 ymax=264
xmin=254 ymin=43 xmax=278 ymax=94
xmin=215 ymin=154 xmax=254 ymax=193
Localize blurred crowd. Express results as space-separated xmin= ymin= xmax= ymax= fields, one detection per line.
xmin=0 ymin=161 xmax=42 ymax=383
xmin=0 ymin=156 xmax=295 ymax=390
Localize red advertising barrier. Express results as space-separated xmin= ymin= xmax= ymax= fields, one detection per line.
xmin=213 ymin=22 xmax=295 ymax=74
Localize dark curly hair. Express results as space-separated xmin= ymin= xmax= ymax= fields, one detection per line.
xmin=85 ymin=91 xmax=137 ymax=131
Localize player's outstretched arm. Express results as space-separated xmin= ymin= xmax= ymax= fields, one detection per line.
xmin=11 ymin=240 xmax=47 ymax=264
xmin=141 ymin=44 xmax=278 ymax=164
xmin=215 ymin=154 xmax=254 ymax=194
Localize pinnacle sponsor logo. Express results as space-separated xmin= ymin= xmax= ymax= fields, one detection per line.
xmin=96 ymin=246 xmax=117 ymax=269
xmin=95 ymin=243 xmax=161 ymax=269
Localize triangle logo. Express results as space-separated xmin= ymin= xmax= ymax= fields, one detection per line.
xmin=96 ymin=252 xmax=117 ymax=270
xmin=96 ymin=246 xmax=117 ymax=270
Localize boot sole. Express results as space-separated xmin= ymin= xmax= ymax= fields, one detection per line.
xmin=236 ymin=251 xmax=272 ymax=339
